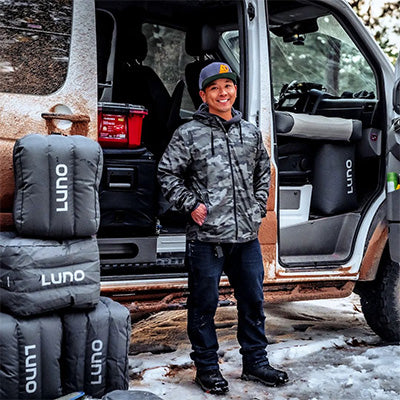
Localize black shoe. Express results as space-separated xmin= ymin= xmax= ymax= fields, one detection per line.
xmin=195 ymin=369 xmax=229 ymax=395
xmin=241 ymin=364 xmax=289 ymax=387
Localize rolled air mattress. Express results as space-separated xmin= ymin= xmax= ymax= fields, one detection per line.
xmin=62 ymin=297 xmax=131 ymax=398
xmin=0 ymin=312 xmax=63 ymax=400
xmin=13 ymin=133 xmax=103 ymax=238
xmin=0 ymin=232 xmax=100 ymax=316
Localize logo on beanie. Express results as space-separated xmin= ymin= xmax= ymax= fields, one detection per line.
xmin=219 ymin=64 xmax=229 ymax=73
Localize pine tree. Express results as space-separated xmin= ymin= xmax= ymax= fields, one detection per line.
xmin=348 ymin=0 xmax=400 ymax=63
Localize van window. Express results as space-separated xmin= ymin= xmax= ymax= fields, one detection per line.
xmin=142 ymin=23 xmax=194 ymax=111
xmin=0 ymin=0 xmax=72 ymax=95
xmin=221 ymin=30 xmax=240 ymax=62
xmin=270 ymin=14 xmax=376 ymax=100
xmin=220 ymin=30 xmax=241 ymax=76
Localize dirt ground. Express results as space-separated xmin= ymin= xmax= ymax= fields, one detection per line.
xmin=129 ymin=295 xmax=369 ymax=356
xmin=129 ymin=306 xmax=238 ymax=355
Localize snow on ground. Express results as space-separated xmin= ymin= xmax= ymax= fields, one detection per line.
xmin=127 ymin=294 xmax=400 ymax=400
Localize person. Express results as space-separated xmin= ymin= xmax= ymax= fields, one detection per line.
xmin=158 ymin=62 xmax=288 ymax=394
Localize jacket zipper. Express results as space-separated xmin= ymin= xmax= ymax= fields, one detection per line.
xmin=217 ymin=119 xmax=239 ymax=240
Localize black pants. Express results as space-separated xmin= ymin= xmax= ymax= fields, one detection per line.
xmin=186 ymin=239 xmax=269 ymax=371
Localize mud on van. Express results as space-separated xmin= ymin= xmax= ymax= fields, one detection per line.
xmin=0 ymin=0 xmax=399 ymax=341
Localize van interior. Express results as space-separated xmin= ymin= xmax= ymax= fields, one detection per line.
xmin=95 ymin=0 xmax=385 ymax=278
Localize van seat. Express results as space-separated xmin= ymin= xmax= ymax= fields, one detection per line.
xmin=113 ymin=30 xmax=183 ymax=158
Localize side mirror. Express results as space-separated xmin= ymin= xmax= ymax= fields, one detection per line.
xmin=394 ymin=78 xmax=400 ymax=114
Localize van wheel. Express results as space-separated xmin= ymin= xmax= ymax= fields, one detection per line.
xmin=355 ymin=251 xmax=400 ymax=343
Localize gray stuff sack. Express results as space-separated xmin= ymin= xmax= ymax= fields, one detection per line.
xmin=0 ymin=232 xmax=100 ymax=316
xmin=0 ymin=311 xmax=63 ymax=400
xmin=311 ymin=143 xmax=358 ymax=215
xmin=61 ymin=297 xmax=131 ymax=399
xmin=13 ymin=133 xmax=103 ymax=238
xmin=102 ymin=390 xmax=163 ymax=400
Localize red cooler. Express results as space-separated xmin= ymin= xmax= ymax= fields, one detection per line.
xmin=98 ymin=102 xmax=148 ymax=148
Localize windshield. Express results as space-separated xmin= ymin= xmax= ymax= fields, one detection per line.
xmin=270 ymin=15 xmax=376 ymax=99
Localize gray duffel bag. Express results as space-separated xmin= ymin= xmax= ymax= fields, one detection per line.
xmin=0 ymin=311 xmax=63 ymax=400
xmin=0 ymin=232 xmax=100 ymax=316
xmin=61 ymin=297 xmax=131 ymax=399
xmin=13 ymin=133 xmax=103 ymax=238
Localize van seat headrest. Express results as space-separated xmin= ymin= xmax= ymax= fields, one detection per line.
xmin=185 ymin=25 xmax=219 ymax=57
xmin=127 ymin=30 xmax=148 ymax=63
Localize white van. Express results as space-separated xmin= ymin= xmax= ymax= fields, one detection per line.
xmin=0 ymin=0 xmax=399 ymax=341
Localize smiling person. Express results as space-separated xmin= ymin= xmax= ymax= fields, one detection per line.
xmin=158 ymin=62 xmax=288 ymax=394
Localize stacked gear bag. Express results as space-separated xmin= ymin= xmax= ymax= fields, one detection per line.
xmin=62 ymin=297 xmax=131 ymax=399
xmin=0 ymin=312 xmax=63 ymax=400
xmin=0 ymin=299 xmax=131 ymax=400
xmin=0 ymin=133 xmax=131 ymax=399
xmin=0 ymin=232 xmax=100 ymax=316
xmin=13 ymin=133 xmax=103 ymax=238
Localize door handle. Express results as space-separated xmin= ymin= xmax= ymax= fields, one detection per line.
xmin=41 ymin=113 xmax=90 ymax=123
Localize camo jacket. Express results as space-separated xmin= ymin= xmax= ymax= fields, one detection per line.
xmin=158 ymin=104 xmax=270 ymax=243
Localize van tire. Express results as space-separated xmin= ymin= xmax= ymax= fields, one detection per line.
xmin=356 ymin=251 xmax=400 ymax=343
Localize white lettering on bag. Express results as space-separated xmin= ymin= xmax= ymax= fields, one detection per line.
xmin=90 ymin=339 xmax=103 ymax=384
xmin=346 ymin=159 xmax=354 ymax=194
xmin=24 ymin=345 xmax=37 ymax=394
xmin=41 ymin=270 xmax=85 ymax=286
xmin=55 ymin=164 xmax=68 ymax=212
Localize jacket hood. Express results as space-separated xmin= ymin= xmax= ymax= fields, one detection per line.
xmin=193 ymin=103 xmax=242 ymax=127
xmin=193 ymin=103 xmax=243 ymax=156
